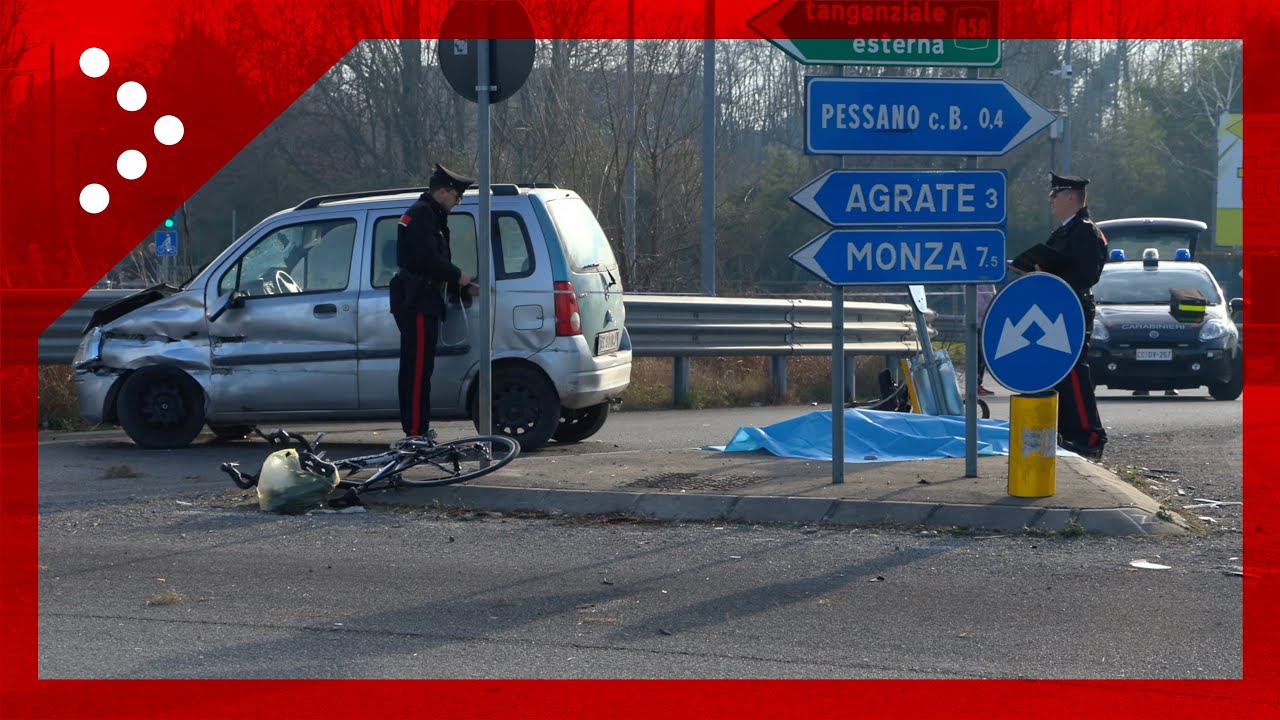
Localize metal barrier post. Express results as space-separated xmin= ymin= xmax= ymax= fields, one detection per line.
xmin=770 ymin=355 xmax=788 ymax=402
xmin=844 ymin=353 xmax=856 ymax=403
xmin=673 ymin=356 xmax=691 ymax=407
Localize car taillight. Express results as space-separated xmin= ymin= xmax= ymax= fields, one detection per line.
xmin=554 ymin=281 xmax=581 ymax=336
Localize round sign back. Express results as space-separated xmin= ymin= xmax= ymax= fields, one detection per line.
xmin=438 ymin=0 xmax=536 ymax=104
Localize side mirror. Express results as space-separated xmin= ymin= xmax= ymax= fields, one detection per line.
xmin=1230 ymin=298 xmax=1244 ymax=312
xmin=209 ymin=291 xmax=248 ymax=322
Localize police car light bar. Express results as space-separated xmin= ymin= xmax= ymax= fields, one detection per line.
xmin=1174 ymin=248 xmax=1192 ymax=261
xmin=1109 ymin=248 xmax=1126 ymax=262
xmin=1142 ymin=247 xmax=1159 ymax=268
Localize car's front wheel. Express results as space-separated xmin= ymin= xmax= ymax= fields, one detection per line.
xmin=117 ymin=366 xmax=207 ymax=449
xmin=1208 ymin=354 xmax=1244 ymax=401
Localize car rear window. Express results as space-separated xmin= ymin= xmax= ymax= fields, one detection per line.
xmin=545 ymin=197 xmax=618 ymax=273
xmin=1095 ymin=267 xmax=1221 ymax=305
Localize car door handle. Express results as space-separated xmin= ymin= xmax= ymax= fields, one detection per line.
xmin=313 ymin=303 xmax=338 ymax=317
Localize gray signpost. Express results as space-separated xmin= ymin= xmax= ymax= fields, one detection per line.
xmin=757 ymin=15 xmax=1037 ymax=485
xmin=439 ymin=0 xmax=535 ymax=443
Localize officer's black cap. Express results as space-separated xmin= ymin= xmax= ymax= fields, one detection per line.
xmin=428 ymin=163 xmax=474 ymax=194
xmin=1050 ymin=172 xmax=1089 ymax=194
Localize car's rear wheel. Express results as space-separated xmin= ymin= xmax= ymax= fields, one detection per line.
xmin=553 ymin=402 xmax=610 ymax=443
xmin=117 ymin=366 xmax=206 ymax=449
xmin=473 ymin=366 xmax=560 ymax=451
xmin=1208 ymin=354 xmax=1244 ymax=401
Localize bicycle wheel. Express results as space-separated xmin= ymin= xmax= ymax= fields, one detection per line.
xmin=393 ymin=435 xmax=520 ymax=487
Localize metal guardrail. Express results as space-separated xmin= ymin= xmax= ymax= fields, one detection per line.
xmin=622 ymin=294 xmax=928 ymax=357
xmin=40 ymin=290 xmax=935 ymax=363
xmin=39 ymin=289 xmax=938 ymax=404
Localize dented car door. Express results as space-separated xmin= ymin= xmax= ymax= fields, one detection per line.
xmin=204 ymin=214 xmax=363 ymax=413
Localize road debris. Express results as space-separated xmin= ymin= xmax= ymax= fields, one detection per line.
xmin=1182 ymin=498 xmax=1242 ymax=510
xmin=1129 ymin=560 xmax=1172 ymax=570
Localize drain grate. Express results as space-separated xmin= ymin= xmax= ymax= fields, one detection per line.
xmin=625 ymin=472 xmax=765 ymax=492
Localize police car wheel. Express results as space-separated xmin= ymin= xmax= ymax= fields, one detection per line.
xmin=1208 ymin=355 xmax=1244 ymax=401
xmin=475 ymin=366 xmax=560 ymax=451
xmin=117 ymin=366 xmax=206 ymax=449
xmin=553 ymin=402 xmax=610 ymax=443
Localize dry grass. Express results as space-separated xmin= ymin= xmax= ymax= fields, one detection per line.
xmin=38 ymin=364 xmax=93 ymax=431
xmin=38 ymin=354 xmax=896 ymax=429
xmin=621 ymin=355 xmax=889 ymax=410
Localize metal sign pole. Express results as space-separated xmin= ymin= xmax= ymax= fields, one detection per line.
xmin=832 ymin=286 xmax=844 ymax=484
xmin=830 ymin=63 xmax=851 ymax=486
xmin=477 ymin=39 xmax=493 ymax=440
xmin=964 ymin=283 xmax=978 ymax=477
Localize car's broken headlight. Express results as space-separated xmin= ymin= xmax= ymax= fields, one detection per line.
xmin=72 ymin=327 xmax=103 ymax=367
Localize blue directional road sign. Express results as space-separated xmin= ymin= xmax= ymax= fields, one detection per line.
xmin=155 ymin=231 xmax=178 ymax=256
xmin=981 ymin=273 xmax=1086 ymax=394
xmin=805 ymin=77 xmax=1057 ymax=156
xmin=789 ymin=228 xmax=1006 ymax=286
xmin=790 ymin=169 xmax=1007 ymax=227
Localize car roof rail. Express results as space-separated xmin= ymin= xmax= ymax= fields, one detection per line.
xmin=294 ymin=187 xmax=428 ymax=210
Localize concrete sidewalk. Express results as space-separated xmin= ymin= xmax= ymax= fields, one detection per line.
xmin=370 ymin=445 xmax=1186 ymax=537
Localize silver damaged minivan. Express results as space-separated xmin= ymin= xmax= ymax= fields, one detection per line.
xmin=73 ymin=185 xmax=632 ymax=450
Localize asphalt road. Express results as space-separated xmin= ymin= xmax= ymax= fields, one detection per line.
xmin=36 ymin=389 xmax=1244 ymax=680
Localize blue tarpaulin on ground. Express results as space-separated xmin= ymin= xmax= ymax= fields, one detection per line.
xmin=709 ymin=409 xmax=1076 ymax=464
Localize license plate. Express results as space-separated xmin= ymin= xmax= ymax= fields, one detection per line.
xmin=596 ymin=330 xmax=620 ymax=355
xmin=1136 ymin=348 xmax=1173 ymax=361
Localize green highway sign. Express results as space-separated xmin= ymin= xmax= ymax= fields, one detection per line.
xmin=765 ymin=37 xmax=1001 ymax=68
xmin=747 ymin=0 xmax=1002 ymax=67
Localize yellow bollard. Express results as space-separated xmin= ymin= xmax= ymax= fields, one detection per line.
xmin=1008 ymin=392 xmax=1058 ymax=497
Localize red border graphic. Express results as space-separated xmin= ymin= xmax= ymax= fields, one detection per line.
xmin=2 ymin=0 xmax=1275 ymax=716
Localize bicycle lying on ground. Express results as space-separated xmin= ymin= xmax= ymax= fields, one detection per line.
xmin=221 ymin=428 xmax=520 ymax=508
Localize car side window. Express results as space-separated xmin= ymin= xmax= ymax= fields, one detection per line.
xmin=219 ymin=219 xmax=356 ymax=297
xmin=370 ymin=213 xmax=478 ymax=288
xmin=495 ymin=213 xmax=534 ymax=280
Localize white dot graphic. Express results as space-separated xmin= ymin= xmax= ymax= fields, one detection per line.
xmin=117 ymin=150 xmax=147 ymax=180
xmin=154 ymin=115 xmax=184 ymax=145
xmin=80 ymin=48 xmax=110 ymax=78
xmin=80 ymin=184 xmax=110 ymax=213
xmin=117 ymin=81 xmax=147 ymax=111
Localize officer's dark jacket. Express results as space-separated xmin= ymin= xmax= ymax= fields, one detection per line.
xmin=390 ymin=192 xmax=463 ymax=317
xmin=1045 ymin=207 xmax=1108 ymax=296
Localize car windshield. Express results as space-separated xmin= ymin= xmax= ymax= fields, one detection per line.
xmin=1095 ymin=267 xmax=1221 ymax=305
xmin=1100 ymin=227 xmax=1197 ymax=262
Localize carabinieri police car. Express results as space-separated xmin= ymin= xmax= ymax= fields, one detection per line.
xmin=1088 ymin=247 xmax=1243 ymax=400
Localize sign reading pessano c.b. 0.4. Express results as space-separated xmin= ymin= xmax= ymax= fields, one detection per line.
xmin=789 ymin=228 xmax=1006 ymax=286
xmin=805 ymin=77 xmax=1057 ymax=156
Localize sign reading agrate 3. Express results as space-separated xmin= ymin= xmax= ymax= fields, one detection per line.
xmin=791 ymin=169 xmax=1007 ymax=226
xmin=749 ymin=0 xmax=1001 ymax=67
xmin=805 ymin=77 xmax=1056 ymax=156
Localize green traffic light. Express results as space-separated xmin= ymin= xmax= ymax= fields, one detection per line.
xmin=163 ymin=217 xmax=176 ymax=229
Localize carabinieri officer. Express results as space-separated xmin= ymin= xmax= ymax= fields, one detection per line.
xmin=390 ymin=163 xmax=475 ymax=439
xmin=1043 ymin=172 xmax=1109 ymax=458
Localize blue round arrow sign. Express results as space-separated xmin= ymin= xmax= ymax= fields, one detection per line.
xmin=981 ymin=273 xmax=1085 ymax=394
